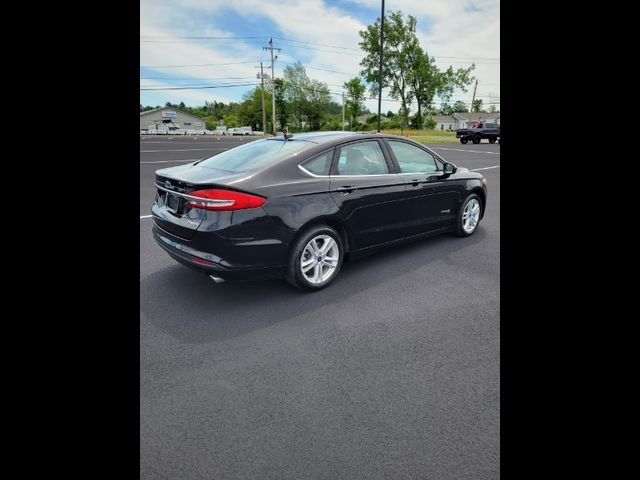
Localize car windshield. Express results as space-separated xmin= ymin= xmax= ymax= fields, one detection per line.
xmin=195 ymin=139 xmax=310 ymax=173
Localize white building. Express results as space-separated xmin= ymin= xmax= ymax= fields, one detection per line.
xmin=431 ymin=115 xmax=456 ymax=131
xmin=140 ymin=106 xmax=206 ymax=132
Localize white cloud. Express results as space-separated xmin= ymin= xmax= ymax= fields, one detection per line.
xmin=140 ymin=0 xmax=499 ymax=112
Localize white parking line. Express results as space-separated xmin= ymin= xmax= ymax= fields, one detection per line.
xmin=470 ymin=165 xmax=501 ymax=171
xmin=140 ymin=148 xmax=226 ymax=153
xmin=140 ymin=159 xmax=200 ymax=164
xmin=432 ymin=147 xmax=500 ymax=155
xmin=140 ymin=215 xmax=152 ymax=219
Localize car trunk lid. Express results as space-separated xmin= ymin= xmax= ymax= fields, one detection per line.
xmin=152 ymin=164 xmax=250 ymax=240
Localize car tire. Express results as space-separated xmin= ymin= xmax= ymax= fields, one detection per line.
xmin=460 ymin=138 xmax=468 ymax=144
xmin=453 ymin=193 xmax=482 ymax=237
xmin=489 ymin=137 xmax=496 ymax=144
xmin=472 ymin=135 xmax=481 ymax=144
xmin=285 ymin=225 xmax=344 ymax=291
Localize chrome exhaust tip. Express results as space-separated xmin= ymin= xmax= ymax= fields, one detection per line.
xmin=209 ymin=275 xmax=226 ymax=284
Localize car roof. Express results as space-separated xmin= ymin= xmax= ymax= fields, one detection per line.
xmin=269 ymin=131 xmax=417 ymax=146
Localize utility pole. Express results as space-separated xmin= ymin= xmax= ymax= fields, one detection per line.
xmin=377 ymin=0 xmax=385 ymax=133
xmin=260 ymin=62 xmax=266 ymax=136
xmin=342 ymin=92 xmax=345 ymax=131
xmin=468 ymin=79 xmax=478 ymax=127
xmin=263 ymin=38 xmax=280 ymax=135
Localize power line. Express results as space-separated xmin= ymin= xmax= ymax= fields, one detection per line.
xmin=140 ymin=61 xmax=255 ymax=68
xmin=276 ymin=60 xmax=358 ymax=77
xmin=275 ymin=43 xmax=499 ymax=63
xmin=140 ymin=82 xmax=256 ymax=91
xmin=140 ymin=34 xmax=499 ymax=62
xmin=140 ymin=76 xmax=256 ymax=81
xmin=140 ymin=40 xmax=266 ymax=45
xmin=140 ymin=35 xmax=265 ymax=40
xmin=274 ymin=36 xmax=500 ymax=61
xmin=274 ymin=37 xmax=361 ymax=52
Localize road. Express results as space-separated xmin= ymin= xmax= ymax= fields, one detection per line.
xmin=140 ymin=135 xmax=500 ymax=479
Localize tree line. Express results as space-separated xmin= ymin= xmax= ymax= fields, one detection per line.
xmin=141 ymin=10 xmax=495 ymax=132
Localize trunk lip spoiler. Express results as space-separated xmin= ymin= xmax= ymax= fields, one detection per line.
xmin=155 ymin=183 xmax=266 ymax=203
xmin=155 ymin=183 xmax=214 ymax=202
xmin=155 ymin=183 xmax=231 ymax=202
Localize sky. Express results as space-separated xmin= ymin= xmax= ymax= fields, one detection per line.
xmin=140 ymin=0 xmax=499 ymax=114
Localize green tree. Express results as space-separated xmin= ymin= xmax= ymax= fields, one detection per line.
xmin=408 ymin=50 xmax=474 ymax=128
xmin=359 ymin=10 xmax=418 ymax=133
xmin=439 ymin=104 xmax=454 ymax=115
xmin=274 ymin=78 xmax=288 ymax=130
xmin=424 ymin=116 xmax=437 ymax=129
xmin=452 ymin=101 xmax=468 ymax=112
xmin=473 ymin=99 xmax=483 ymax=112
xmin=489 ymin=103 xmax=497 ymax=113
xmin=283 ymin=62 xmax=331 ymax=131
xmin=308 ymin=80 xmax=331 ymax=130
xmin=343 ymin=78 xmax=366 ymax=129
xmin=360 ymin=10 xmax=474 ymax=131
xmin=322 ymin=116 xmax=343 ymax=131
xmin=223 ymin=113 xmax=239 ymax=128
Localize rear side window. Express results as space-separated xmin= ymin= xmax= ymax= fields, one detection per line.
xmin=335 ymin=141 xmax=389 ymax=175
xmin=301 ymin=150 xmax=333 ymax=175
xmin=387 ymin=141 xmax=439 ymax=174
xmin=196 ymin=139 xmax=309 ymax=173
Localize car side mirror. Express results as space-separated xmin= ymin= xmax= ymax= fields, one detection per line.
xmin=443 ymin=163 xmax=457 ymax=174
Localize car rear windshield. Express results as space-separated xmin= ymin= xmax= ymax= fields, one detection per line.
xmin=195 ymin=139 xmax=310 ymax=173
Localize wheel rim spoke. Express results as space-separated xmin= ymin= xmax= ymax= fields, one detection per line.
xmin=313 ymin=264 xmax=321 ymax=283
xmin=320 ymin=238 xmax=334 ymax=254
xmin=311 ymin=239 xmax=321 ymax=255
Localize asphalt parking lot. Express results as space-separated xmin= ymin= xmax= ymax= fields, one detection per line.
xmin=140 ymin=135 xmax=500 ymax=479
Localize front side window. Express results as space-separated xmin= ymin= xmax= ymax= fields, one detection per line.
xmin=387 ymin=141 xmax=439 ymax=174
xmin=335 ymin=141 xmax=389 ymax=175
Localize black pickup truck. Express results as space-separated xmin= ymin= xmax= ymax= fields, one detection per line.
xmin=455 ymin=122 xmax=500 ymax=144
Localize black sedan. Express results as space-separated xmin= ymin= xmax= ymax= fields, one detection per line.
xmin=152 ymin=132 xmax=487 ymax=290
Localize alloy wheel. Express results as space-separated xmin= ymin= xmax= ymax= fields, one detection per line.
xmin=462 ymin=198 xmax=481 ymax=233
xmin=300 ymin=235 xmax=340 ymax=284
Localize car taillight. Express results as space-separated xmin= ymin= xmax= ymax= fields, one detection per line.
xmin=187 ymin=189 xmax=265 ymax=211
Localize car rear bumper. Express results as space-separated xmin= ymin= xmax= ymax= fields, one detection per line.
xmin=152 ymin=224 xmax=285 ymax=281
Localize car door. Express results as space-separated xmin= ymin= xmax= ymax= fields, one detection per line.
xmin=329 ymin=139 xmax=409 ymax=249
xmin=384 ymin=139 xmax=461 ymax=234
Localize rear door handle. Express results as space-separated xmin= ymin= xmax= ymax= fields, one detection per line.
xmin=336 ymin=185 xmax=355 ymax=194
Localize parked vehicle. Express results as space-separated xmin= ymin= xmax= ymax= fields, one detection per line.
xmin=146 ymin=123 xmax=187 ymax=135
xmin=455 ymin=122 xmax=500 ymax=144
xmin=227 ymin=127 xmax=250 ymax=136
xmin=152 ymin=132 xmax=487 ymax=290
